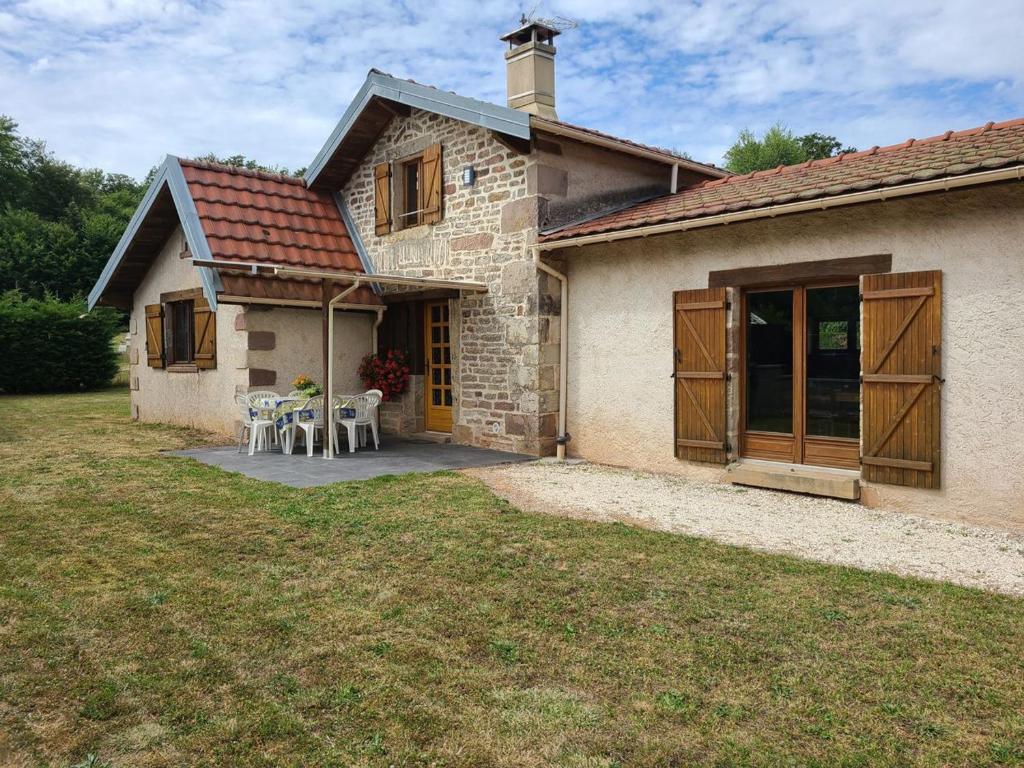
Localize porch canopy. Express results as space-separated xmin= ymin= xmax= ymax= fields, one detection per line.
xmin=195 ymin=257 xmax=488 ymax=459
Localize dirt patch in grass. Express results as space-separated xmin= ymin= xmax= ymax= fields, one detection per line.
xmin=1 ymin=390 xmax=1023 ymax=767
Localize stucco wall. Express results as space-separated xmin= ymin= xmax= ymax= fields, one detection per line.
xmin=562 ymin=183 xmax=1024 ymax=529
xmin=243 ymin=306 xmax=372 ymax=396
xmin=129 ymin=227 xmax=246 ymax=436
xmin=532 ymin=136 xmax=674 ymax=229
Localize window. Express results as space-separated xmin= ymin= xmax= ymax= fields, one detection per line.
xmin=398 ymin=154 xmax=424 ymax=229
xmin=375 ymin=144 xmax=442 ymax=234
xmin=167 ymin=299 xmax=194 ymax=365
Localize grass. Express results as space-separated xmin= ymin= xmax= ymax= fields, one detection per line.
xmin=0 ymin=389 xmax=1022 ymax=767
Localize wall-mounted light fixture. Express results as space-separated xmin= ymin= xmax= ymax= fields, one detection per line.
xmin=462 ymin=165 xmax=476 ymax=187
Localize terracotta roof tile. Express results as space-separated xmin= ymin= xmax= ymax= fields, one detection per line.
xmin=180 ymin=159 xmax=381 ymax=306
xmin=180 ymin=159 xmax=363 ymax=271
xmin=541 ymin=117 xmax=1024 ymax=242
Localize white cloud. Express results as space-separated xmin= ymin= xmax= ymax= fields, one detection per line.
xmin=0 ymin=0 xmax=1021 ymax=177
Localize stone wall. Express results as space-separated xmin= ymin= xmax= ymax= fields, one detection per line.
xmin=339 ymin=109 xmax=702 ymax=455
xmin=342 ymin=108 xmax=557 ymax=454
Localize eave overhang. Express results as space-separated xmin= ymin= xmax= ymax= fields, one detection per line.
xmin=193 ymin=258 xmax=488 ymax=294
xmin=304 ymin=70 xmax=530 ymax=189
xmin=87 ymin=155 xmax=221 ymax=311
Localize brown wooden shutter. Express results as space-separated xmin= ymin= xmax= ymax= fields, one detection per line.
xmin=373 ymin=162 xmax=391 ymax=235
xmin=193 ymin=298 xmax=216 ymax=369
xmin=861 ymin=270 xmax=942 ymax=488
xmin=144 ymin=304 xmax=164 ymax=368
xmin=421 ymin=143 xmax=442 ymax=225
xmin=674 ymin=288 xmax=728 ymax=464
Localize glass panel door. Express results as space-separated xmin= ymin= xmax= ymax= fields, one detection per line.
xmin=805 ymin=286 xmax=860 ymax=439
xmin=745 ymin=290 xmax=794 ymax=434
xmin=424 ymin=301 xmax=453 ymax=433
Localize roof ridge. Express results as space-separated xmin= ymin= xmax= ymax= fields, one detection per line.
xmin=180 ymin=157 xmax=306 ymax=186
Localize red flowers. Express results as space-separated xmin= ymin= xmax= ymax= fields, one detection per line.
xmin=358 ymin=349 xmax=411 ymax=402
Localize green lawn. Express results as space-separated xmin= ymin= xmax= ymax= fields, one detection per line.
xmin=1 ymin=390 xmax=1022 ymax=767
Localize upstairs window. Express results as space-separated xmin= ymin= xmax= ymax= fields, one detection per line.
xmin=374 ymin=143 xmax=443 ymax=235
xmin=398 ymin=154 xmax=424 ymax=228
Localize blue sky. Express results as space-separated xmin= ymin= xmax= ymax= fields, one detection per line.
xmin=1 ymin=0 xmax=1023 ymax=179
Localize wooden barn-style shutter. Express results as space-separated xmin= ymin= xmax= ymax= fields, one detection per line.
xmin=144 ymin=304 xmax=164 ymax=368
xmin=673 ymin=288 xmax=728 ymax=464
xmin=861 ymin=270 xmax=942 ymax=488
xmin=421 ymin=143 xmax=443 ymax=225
xmin=373 ymin=162 xmax=391 ymax=235
xmin=193 ymin=297 xmax=216 ymax=369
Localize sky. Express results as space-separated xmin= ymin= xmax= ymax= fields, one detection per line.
xmin=1 ymin=0 xmax=1023 ymax=180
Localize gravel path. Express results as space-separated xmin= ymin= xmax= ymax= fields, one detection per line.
xmin=465 ymin=461 xmax=1024 ymax=597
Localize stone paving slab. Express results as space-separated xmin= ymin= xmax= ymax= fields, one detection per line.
xmin=170 ymin=439 xmax=534 ymax=488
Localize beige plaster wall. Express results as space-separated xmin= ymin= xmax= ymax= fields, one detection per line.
xmin=129 ymin=227 xmax=247 ymax=436
xmin=562 ymin=183 xmax=1024 ymax=529
xmin=243 ymin=306 xmax=372 ymax=396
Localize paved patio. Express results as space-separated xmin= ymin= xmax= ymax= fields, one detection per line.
xmin=171 ymin=438 xmax=534 ymax=488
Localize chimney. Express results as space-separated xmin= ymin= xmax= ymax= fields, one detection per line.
xmin=501 ymin=20 xmax=560 ymax=120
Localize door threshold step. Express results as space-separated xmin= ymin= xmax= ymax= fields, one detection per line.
xmin=408 ymin=431 xmax=452 ymax=444
xmin=727 ymin=460 xmax=860 ymax=501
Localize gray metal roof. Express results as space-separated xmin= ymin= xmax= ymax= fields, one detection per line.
xmin=303 ymin=70 xmax=530 ymax=188
xmin=87 ymin=156 xmax=220 ymax=311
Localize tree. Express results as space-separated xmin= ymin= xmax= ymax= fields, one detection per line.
xmin=724 ymin=123 xmax=857 ymax=175
xmin=0 ymin=115 xmax=145 ymax=299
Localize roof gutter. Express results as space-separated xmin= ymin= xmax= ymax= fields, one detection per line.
xmin=537 ymin=165 xmax=1024 ymax=252
xmin=530 ymin=117 xmax=729 ymax=178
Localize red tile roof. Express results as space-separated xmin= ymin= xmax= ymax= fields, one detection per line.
xmin=541 ymin=117 xmax=1024 ymax=243
xmin=179 ymin=159 xmax=380 ymax=306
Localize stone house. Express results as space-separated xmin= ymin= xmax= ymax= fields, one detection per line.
xmin=90 ymin=21 xmax=1024 ymax=529
xmin=89 ymin=22 xmax=723 ymax=454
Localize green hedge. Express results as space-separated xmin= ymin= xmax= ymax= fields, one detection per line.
xmin=0 ymin=292 xmax=120 ymax=393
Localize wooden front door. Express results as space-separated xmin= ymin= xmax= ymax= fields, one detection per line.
xmin=741 ymin=283 xmax=861 ymax=469
xmin=424 ymin=301 xmax=453 ymax=433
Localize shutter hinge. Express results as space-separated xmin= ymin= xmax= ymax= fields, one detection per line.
xmin=725 ymin=301 xmax=732 ymax=311
xmin=724 ymin=441 xmax=732 ymax=453
xmin=725 ymin=372 xmax=732 ymax=382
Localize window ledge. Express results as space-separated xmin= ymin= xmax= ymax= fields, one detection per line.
xmin=167 ymin=363 xmax=198 ymax=373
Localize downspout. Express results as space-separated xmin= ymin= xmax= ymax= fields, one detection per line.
xmin=324 ymin=280 xmax=362 ymax=459
xmin=533 ymin=246 xmax=569 ymax=460
xmin=372 ymin=307 xmax=385 ymax=351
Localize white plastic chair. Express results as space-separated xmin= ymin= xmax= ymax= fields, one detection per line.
xmin=246 ymin=392 xmax=281 ymax=449
xmin=290 ymin=396 xmax=339 ymax=457
xmin=237 ymin=394 xmax=275 ymax=455
xmin=337 ymin=392 xmax=381 ymax=453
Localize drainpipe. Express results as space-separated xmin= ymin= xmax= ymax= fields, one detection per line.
xmin=533 ymin=246 xmax=569 ymax=460
xmin=371 ymin=306 xmax=385 ymax=351
xmin=324 ymin=280 xmax=362 ymax=459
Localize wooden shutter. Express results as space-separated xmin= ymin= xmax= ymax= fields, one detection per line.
xmin=144 ymin=304 xmax=164 ymax=368
xmin=861 ymin=270 xmax=942 ymax=488
xmin=421 ymin=143 xmax=443 ymax=225
xmin=674 ymin=288 xmax=728 ymax=464
xmin=373 ymin=162 xmax=391 ymax=235
xmin=193 ymin=298 xmax=216 ymax=369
